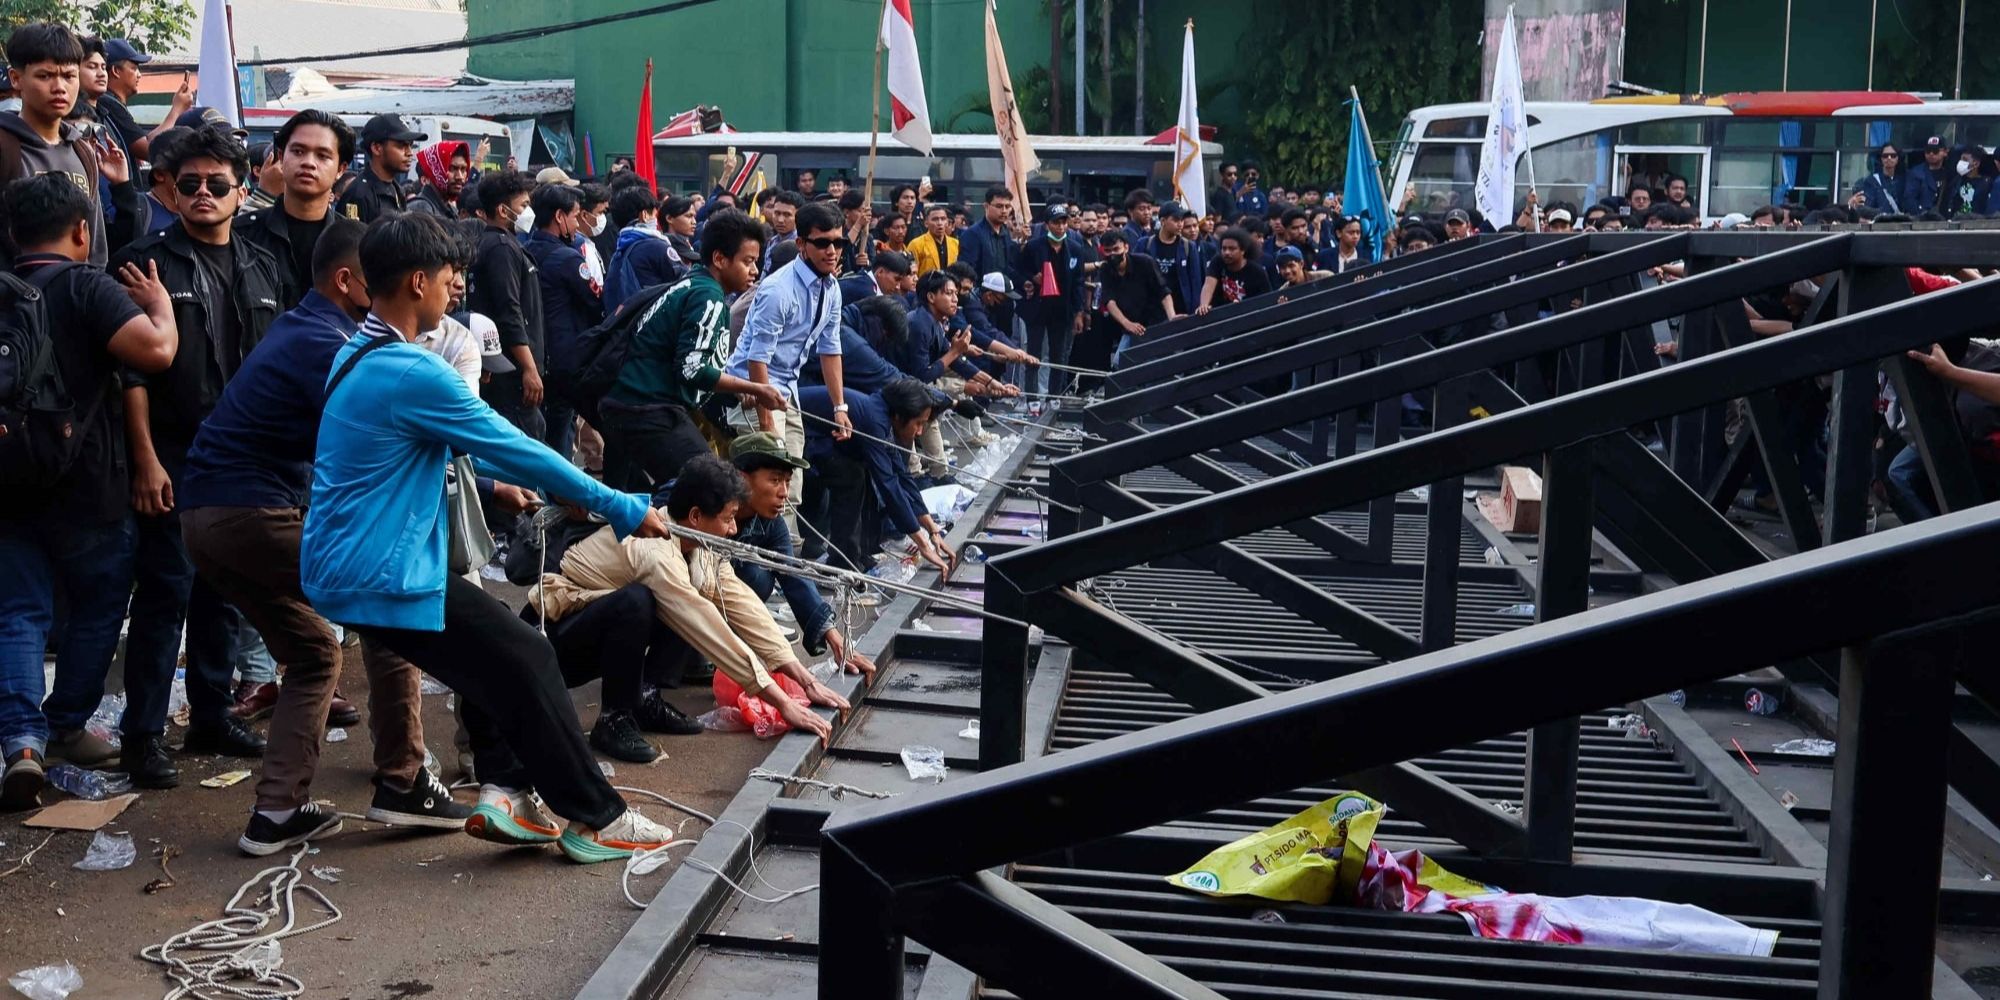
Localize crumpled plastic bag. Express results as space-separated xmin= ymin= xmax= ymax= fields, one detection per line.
xmin=900 ymin=745 xmax=946 ymax=782
xmin=696 ymin=706 xmax=751 ymax=732
xmin=1165 ymin=793 xmax=1386 ymax=903
xmin=8 ymin=962 xmax=83 ymax=1000
xmin=712 ymin=672 xmax=809 ymax=739
xmin=73 ymin=830 xmax=136 ymax=871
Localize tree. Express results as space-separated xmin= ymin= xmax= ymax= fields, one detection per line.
xmin=0 ymin=0 xmax=194 ymax=53
xmin=1234 ymin=0 xmax=1484 ymax=189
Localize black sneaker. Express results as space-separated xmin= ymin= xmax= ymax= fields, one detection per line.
xmin=2 ymin=747 xmax=46 ymax=811
xmin=633 ymin=692 xmax=705 ymax=736
xmin=589 ymin=711 xmax=660 ymax=764
xmin=126 ymin=735 xmax=181 ymax=789
xmin=239 ymin=801 xmax=343 ymax=857
xmin=182 ymin=716 xmax=267 ymax=758
xmin=365 ymin=769 xmax=474 ymax=829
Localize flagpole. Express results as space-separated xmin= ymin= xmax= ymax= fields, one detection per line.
xmin=1509 ymin=5 xmax=1540 ymax=232
xmin=867 ymin=0 xmax=888 ymax=206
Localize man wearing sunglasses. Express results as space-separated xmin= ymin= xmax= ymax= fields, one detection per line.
xmin=725 ymin=200 xmax=854 ymax=545
xmin=110 ymin=125 xmax=286 ymax=787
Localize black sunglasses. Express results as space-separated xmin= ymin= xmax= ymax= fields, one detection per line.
xmin=800 ymin=235 xmax=851 ymax=250
xmin=175 ymin=176 xmax=235 ymax=197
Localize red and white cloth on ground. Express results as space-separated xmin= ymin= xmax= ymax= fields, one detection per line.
xmin=1355 ymin=841 xmax=1780 ymax=957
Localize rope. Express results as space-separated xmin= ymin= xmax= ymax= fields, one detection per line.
xmin=616 ymin=786 xmax=824 ymax=910
xmin=984 ymin=409 xmax=1104 ymax=441
xmin=747 ymin=767 xmax=897 ymax=800
xmin=1032 ymin=359 xmax=1111 ymax=378
xmin=793 ymin=407 xmax=1082 ymax=514
xmin=141 ymin=842 xmax=342 ymax=1000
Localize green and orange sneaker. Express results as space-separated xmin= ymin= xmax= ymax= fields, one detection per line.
xmin=559 ymin=808 xmax=675 ymax=864
xmin=464 ymin=784 xmax=559 ymax=845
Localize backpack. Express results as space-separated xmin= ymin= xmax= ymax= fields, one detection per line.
xmin=549 ymin=281 xmax=675 ymax=428
xmin=0 ymin=265 xmax=80 ymax=489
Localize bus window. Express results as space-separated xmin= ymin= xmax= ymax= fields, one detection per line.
xmin=1028 ymin=159 xmax=1064 ymax=186
xmin=1620 ymin=120 xmax=1701 ymax=146
xmin=1409 ymin=143 xmax=1478 ymax=213
xmin=1781 ymin=153 xmax=1837 ymax=209
xmin=963 ymin=157 xmax=1007 ymax=183
xmin=1960 ymin=118 xmax=2000 ymax=150
xmin=1710 ymin=152 xmax=1777 ymax=216
xmin=1423 ymin=116 xmax=1485 ymax=139
xmin=1521 ymin=134 xmax=1613 ymax=210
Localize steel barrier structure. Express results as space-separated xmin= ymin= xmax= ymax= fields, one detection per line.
xmin=817 ymin=231 xmax=2000 ymax=999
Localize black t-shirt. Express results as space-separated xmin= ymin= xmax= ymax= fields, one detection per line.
xmin=1102 ymin=252 xmax=1169 ymax=326
xmin=1206 ymin=256 xmax=1273 ymax=304
xmin=281 ymin=209 xmax=329 ymax=302
xmin=189 ymin=238 xmax=242 ymax=363
xmin=3 ymin=255 xmax=143 ymax=522
xmin=95 ymin=93 xmax=144 ymax=151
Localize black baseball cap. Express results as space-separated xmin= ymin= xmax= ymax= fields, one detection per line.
xmin=104 ymin=39 xmax=151 ymax=65
xmin=361 ymin=114 xmax=426 ymax=145
xmin=1923 ymin=135 xmax=1946 ymax=152
xmin=1445 ymin=208 xmax=1472 ymax=225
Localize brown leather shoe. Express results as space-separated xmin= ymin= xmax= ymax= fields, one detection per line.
xmin=327 ymin=690 xmax=361 ymax=728
xmin=229 ymin=681 xmax=280 ymax=722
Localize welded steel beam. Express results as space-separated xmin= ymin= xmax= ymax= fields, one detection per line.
xmin=1002 ymin=273 xmax=2000 ymax=593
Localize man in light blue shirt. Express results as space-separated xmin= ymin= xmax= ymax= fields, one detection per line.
xmin=725 ymin=199 xmax=852 ymax=542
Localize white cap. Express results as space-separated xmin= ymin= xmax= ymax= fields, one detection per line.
xmin=979 ymin=271 xmax=1019 ymax=299
xmin=474 ymin=312 xmax=513 ymax=373
xmin=1719 ymin=212 xmax=1751 ymax=230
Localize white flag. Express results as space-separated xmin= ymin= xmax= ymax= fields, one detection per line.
xmin=1474 ymin=5 xmax=1528 ymax=229
xmin=1171 ymin=21 xmax=1206 ymax=219
xmin=984 ymin=1 xmax=1038 ymax=227
xmin=196 ymin=0 xmax=241 ymax=124
xmin=880 ymin=0 xmax=933 ymax=156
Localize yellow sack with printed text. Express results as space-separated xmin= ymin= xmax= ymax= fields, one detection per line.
xmin=1164 ymin=792 xmax=1386 ymax=904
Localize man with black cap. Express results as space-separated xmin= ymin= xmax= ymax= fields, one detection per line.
xmin=1014 ymin=203 xmax=1086 ymax=398
xmin=1444 ymin=207 xmax=1474 ymax=241
xmin=334 ymin=113 xmax=423 ymax=223
xmin=99 ymin=38 xmax=190 ymax=161
xmin=838 ymin=247 xmax=912 ymax=304
xmin=1908 ymin=135 xmax=1951 ymax=216
xmin=1140 ymin=201 xmax=1203 ymax=316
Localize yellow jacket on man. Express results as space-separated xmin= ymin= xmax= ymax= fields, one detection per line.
xmin=907 ymin=232 xmax=959 ymax=275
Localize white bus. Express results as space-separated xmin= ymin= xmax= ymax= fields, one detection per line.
xmin=1388 ymin=91 xmax=2000 ymax=221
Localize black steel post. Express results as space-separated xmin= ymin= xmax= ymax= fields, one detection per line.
xmin=979 ymin=570 xmax=1033 ymax=770
xmin=819 ymin=838 xmax=908 ymax=999
xmin=1818 ymin=633 xmax=1956 ymax=1000
xmin=1420 ymin=378 xmax=1470 ymax=652
xmin=1525 ymin=443 xmax=1593 ymax=861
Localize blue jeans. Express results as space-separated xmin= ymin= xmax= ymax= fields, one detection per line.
xmin=1886 ymin=442 xmax=1938 ymax=523
xmin=235 ymin=613 xmax=279 ymax=684
xmin=123 ymin=501 xmax=238 ymax=737
xmin=0 ymin=513 xmax=136 ymax=756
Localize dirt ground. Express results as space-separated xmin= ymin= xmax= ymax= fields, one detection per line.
xmin=0 ymin=625 xmax=784 ymax=1000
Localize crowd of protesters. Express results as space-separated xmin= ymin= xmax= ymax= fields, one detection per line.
xmin=7 ymin=15 xmax=2000 ymax=871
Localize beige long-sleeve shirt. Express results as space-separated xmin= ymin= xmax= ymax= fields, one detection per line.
xmin=534 ymin=517 xmax=787 ymax=695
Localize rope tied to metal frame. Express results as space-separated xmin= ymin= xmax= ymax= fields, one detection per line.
xmin=792 ymin=407 xmax=1082 ymax=514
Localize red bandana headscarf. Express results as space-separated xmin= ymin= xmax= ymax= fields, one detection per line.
xmin=417 ymin=140 xmax=469 ymax=190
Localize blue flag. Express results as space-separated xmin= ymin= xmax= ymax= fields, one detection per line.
xmin=1343 ymin=95 xmax=1390 ymax=261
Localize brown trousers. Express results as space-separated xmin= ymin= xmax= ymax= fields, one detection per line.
xmin=181 ymin=506 xmax=423 ymax=809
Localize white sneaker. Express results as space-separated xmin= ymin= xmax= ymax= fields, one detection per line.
xmin=560 ymin=807 xmax=675 ymax=863
xmin=464 ymin=784 xmax=559 ymax=844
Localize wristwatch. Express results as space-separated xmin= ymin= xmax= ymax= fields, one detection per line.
xmin=833 ymin=403 xmax=850 ymax=413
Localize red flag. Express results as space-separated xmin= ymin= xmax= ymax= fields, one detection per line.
xmin=634 ymin=59 xmax=656 ymax=188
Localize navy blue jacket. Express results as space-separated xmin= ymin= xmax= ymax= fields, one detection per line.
xmin=800 ymin=385 xmax=925 ymax=535
xmin=605 ymin=226 xmax=684 ymax=310
xmin=838 ymin=273 xmax=882 ymax=305
xmin=1139 ymin=233 xmax=1204 ymax=314
xmin=1906 ymin=163 xmax=1950 ymax=215
xmin=802 ymin=303 xmax=905 ymax=394
xmin=524 ymin=230 xmax=603 ymax=375
xmin=179 ymin=290 xmax=359 ymax=510
xmin=903 ymin=308 xmax=981 ymax=382
xmin=1014 ymin=233 xmax=1087 ymax=320
xmin=1853 ymin=170 xmax=1910 ymax=213
xmin=957 ymin=218 xmax=1014 ymax=284
xmin=733 ymin=513 xmax=835 ymax=652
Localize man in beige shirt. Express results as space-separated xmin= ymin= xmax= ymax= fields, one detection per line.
xmin=534 ymin=455 xmax=843 ymax=756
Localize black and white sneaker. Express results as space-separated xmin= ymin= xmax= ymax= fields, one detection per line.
xmin=365 ymin=769 xmax=474 ymax=829
xmin=239 ymin=801 xmax=343 ymax=857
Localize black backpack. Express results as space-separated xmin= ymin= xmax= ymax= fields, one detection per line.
xmin=550 ymin=281 xmax=675 ymax=428
xmin=0 ymin=266 xmax=79 ymax=489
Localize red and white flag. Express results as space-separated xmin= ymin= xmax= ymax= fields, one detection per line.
xmin=880 ymin=0 xmax=933 ymax=156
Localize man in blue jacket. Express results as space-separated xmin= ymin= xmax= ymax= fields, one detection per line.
xmin=1906 ymin=135 xmax=1951 ymax=216
xmin=524 ymin=183 xmax=601 ymax=460
xmin=957 ymin=185 xmax=1020 ymax=284
xmin=605 ymin=186 xmax=682 ymax=310
xmin=179 ymin=219 xmax=487 ymax=855
xmin=1014 ymin=205 xmax=1087 ymax=398
xmin=797 ymin=378 xmax=951 ymax=573
xmin=301 ymin=212 xmax=679 ymax=865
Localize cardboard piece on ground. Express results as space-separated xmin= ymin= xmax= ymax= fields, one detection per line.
xmin=1497 ymin=465 xmax=1543 ymax=534
xmin=24 ymin=793 xmax=138 ymax=831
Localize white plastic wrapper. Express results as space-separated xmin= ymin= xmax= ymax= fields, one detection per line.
xmin=8 ymin=962 xmax=83 ymax=1000
xmin=900 ymin=745 xmax=946 ymax=783
xmin=698 ymin=707 xmax=750 ymax=732
xmin=73 ymin=830 xmax=136 ymax=871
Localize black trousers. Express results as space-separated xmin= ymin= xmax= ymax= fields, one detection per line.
xmin=359 ymin=575 xmax=623 ymax=828
xmin=599 ymin=399 xmax=714 ymax=495
xmin=807 ymin=446 xmax=876 ymax=572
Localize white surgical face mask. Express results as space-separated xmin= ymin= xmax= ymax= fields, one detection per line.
xmin=514 ymin=204 xmax=534 ymax=233
xmin=588 ymin=214 xmax=608 ymax=237
xmin=1958 ymin=159 xmax=1975 ymax=177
